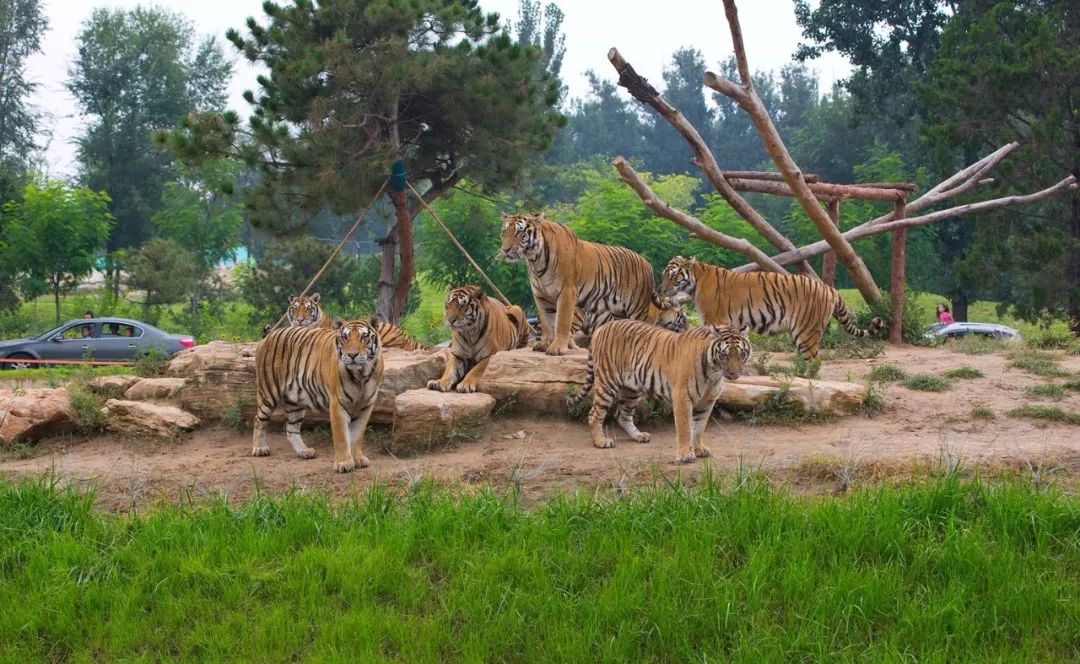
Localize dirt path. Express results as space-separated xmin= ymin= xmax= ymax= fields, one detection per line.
xmin=3 ymin=346 xmax=1079 ymax=510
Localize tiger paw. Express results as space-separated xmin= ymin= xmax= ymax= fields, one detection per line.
xmin=334 ymin=458 xmax=357 ymax=473
xmin=455 ymin=382 xmax=478 ymax=394
xmin=532 ymin=340 xmax=549 ymax=352
xmin=632 ymin=432 xmax=651 ymax=443
xmin=427 ymin=379 xmax=450 ymax=392
xmin=251 ymin=446 xmax=271 ymax=457
xmin=357 ymin=455 xmax=370 ymax=468
xmin=675 ymin=451 xmax=697 ymax=464
xmin=593 ymin=438 xmax=615 ymax=449
xmin=545 ymin=344 xmax=569 ymax=356
xmin=693 ymin=445 xmax=712 ymax=458
xmin=295 ymin=448 xmax=317 ymax=460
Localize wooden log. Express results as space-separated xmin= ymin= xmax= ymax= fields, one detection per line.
xmin=732 ymin=175 xmax=1078 ymax=272
xmin=718 ymin=375 xmax=867 ymax=413
xmin=889 ymin=201 xmax=907 ymax=345
xmin=721 ymin=170 xmax=820 ymax=183
xmin=707 ymin=0 xmax=882 ymax=304
xmin=727 ymin=177 xmax=908 ymax=202
xmin=822 ymin=199 xmax=840 ymax=287
xmin=607 ymin=47 xmax=818 ymax=279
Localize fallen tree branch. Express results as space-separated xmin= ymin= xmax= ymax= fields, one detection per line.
xmin=721 ymin=170 xmax=820 ymax=183
xmin=727 ymin=178 xmax=907 ymax=202
xmin=607 ymin=47 xmax=812 ymax=278
xmin=732 ymin=176 xmax=1078 ymax=271
xmin=613 ymin=157 xmax=788 ymax=274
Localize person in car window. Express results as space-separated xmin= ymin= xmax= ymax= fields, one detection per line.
xmin=121 ymin=326 xmax=134 ymax=337
xmin=83 ymin=310 xmax=94 ymax=320
xmin=107 ymin=323 xmax=121 ymax=336
xmin=936 ymin=303 xmax=954 ymax=326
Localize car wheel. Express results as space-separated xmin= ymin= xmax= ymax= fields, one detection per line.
xmin=5 ymin=353 xmax=37 ymax=370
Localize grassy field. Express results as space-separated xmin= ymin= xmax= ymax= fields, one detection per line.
xmin=2 ymin=477 xmax=1079 ymax=661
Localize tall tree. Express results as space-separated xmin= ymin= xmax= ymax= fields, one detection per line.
xmin=513 ymin=0 xmax=566 ymax=94
xmin=0 ymin=0 xmax=47 ymax=205
xmin=165 ymin=0 xmax=563 ymax=323
xmin=1 ymin=182 xmax=112 ymax=324
xmin=68 ymin=6 xmax=232 ymax=292
xmin=646 ymin=48 xmax=714 ymax=174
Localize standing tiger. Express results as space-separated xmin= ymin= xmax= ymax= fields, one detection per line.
xmin=499 ymin=212 xmax=655 ymax=355
xmin=657 ymin=256 xmax=885 ymax=372
xmin=279 ymin=292 xmax=429 ymax=351
xmin=252 ymin=321 xmax=384 ymax=473
xmin=428 ymin=285 xmax=529 ymax=393
xmin=567 ymin=320 xmax=751 ymax=463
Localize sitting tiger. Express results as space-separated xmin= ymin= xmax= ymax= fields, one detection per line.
xmin=657 ymin=256 xmax=885 ymax=374
xmin=567 ymin=320 xmax=751 ymax=463
xmin=280 ymin=292 xmax=429 ymax=351
xmin=252 ymin=320 xmax=384 ymax=473
xmin=499 ymin=211 xmax=655 ymax=356
xmin=428 ymin=285 xmax=529 ymax=393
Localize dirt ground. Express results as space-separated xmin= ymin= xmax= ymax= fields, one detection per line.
xmin=3 ymin=345 xmax=1080 ymax=510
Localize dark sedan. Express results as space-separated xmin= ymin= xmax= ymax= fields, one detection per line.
xmin=0 ymin=318 xmax=196 ymax=369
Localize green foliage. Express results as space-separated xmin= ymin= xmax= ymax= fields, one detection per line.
xmin=1008 ymin=350 xmax=1069 ymax=378
xmin=151 ymin=160 xmax=243 ymax=273
xmin=944 ymin=366 xmax=983 ymax=380
xmin=1064 ymin=377 xmax=1080 ymax=392
xmin=1007 ymin=405 xmax=1080 ymax=426
xmin=902 ymin=375 xmax=950 ymax=392
xmin=67 ymin=381 xmax=106 ymax=433
xmin=1 ymin=182 xmax=113 ymax=324
xmin=860 ymin=382 xmax=887 ymax=417
xmin=971 ymin=407 xmax=995 ymax=420
xmin=1026 ymin=384 xmax=1066 ymax=402
xmin=867 ymin=365 xmax=905 ymax=382
xmin=133 ymin=348 xmax=170 ymax=378
xmin=0 ymin=0 xmax=47 ymax=187
xmin=124 ymin=239 xmax=201 ymax=321
xmin=734 ymin=384 xmax=834 ymax=426
xmin=947 ymin=336 xmax=1009 ymax=355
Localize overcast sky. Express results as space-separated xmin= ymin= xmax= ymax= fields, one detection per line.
xmin=26 ymin=0 xmax=850 ymax=178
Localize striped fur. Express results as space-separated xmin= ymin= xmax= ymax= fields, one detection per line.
xmin=370 ymin=315 xmax=431 ymax=352
xmin=572 ymin=295 xmax=689 ymax=336
xmin=252 ymin=321 xmax=384 ymax=473
xmin=657 ymin=256 xmax=885 ymax=370
xmin=285 ymin=293 xmax=331 ymax=329
xmin=499 ymin=212 xmax=655 ymax=355
xmin=568 ymin=320 xmax=751 ymax=463
xmin=428 ymin=285 xmax=529 ymax=393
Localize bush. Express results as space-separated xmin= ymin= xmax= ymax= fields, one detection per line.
xmin=133 ymin=348 xmax=170 ymax=378
xmin=67 ymin=382 xmax=106 ymax=433
xmin=902 ymin=375 xmax=950 ymax=392
xmin=944 ymin=366 xmax=983 ymax=380
xmin=863 ymin=288 xmax=928 ymax=345
xmin=867 ymin=365 xmax=905 ymax=382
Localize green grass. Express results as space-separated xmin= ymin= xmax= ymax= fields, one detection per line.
xmin=971 ymin=407 xmax=995 ymax=420
xmin=1008 ymin=349 xmax=1070 ymax=378
xmin=0 ymin=364 xmax=132 ymax=381
xmin=867 ymin=364 xmax=905 ymax=382
xmin=1008 ymin=404 xmax=1080 ymax=426
xmin=1064 ymin=376 xmax=1080 ymax=391
xmin=1027 ymin=384 xmax=1066 ymax=401
xmin=944 ymin=366 xmax=984 ymax=380
xmin=4 ymin=477 xmax=1080 ymax=661
xmin=902 ymin=375 xmax=951 ymax=392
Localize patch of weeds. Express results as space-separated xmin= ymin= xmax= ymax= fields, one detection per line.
xmin=819 ymin=339 xmax=885 ymax=360
xmin=1025 ymin=329 xmax=1076 ymax=350
xmin=734 ymin=385 xmax=834 ymax=426
xmin=791 ymin=355 xmax=822 ymax=379
xmin=134 ymin=348 xmax=170 ymax=378
xmin=68 ymin=381 xmax=106 ymax=433
xmin=1027 ymin=384 xmax=1065 ymax=401
xmin=971 ymin=407 xmax=995 ymax=420
xmin=867 ymin=365 xmax=905 ymax=382
xmin=221 ymin=394 xmax=254 ymax=430
xmin=1008 ymin=349 xmax=1069 ymax=378
xmin=491 ymin=391 xmax=518 ymax=417
xmin=0 ymin=440 xmax=35 ymax=460
xmin=859 ymin=382 xmax=887 ymax=417
xmin=793 ymin=454 xmax=842 ymax=482
xmin=944 ymin=366 xmax=984 ymax=380
xmin=902 ymin=375 xmax=950 ymax=392
xmin=948 ymin=336 xmax=1008 ymax=355
xmin=750 ymin=351 xmax=772 ymax=375
xmin=565 ymin=385 xmax=589 ymax=422
xmin=1007 ymin=404 xmax=1080 ymax=426
xmin=1063 ymin=376 xmax=1080 ymax=391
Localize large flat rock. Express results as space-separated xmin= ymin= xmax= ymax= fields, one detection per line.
xmin=102 ymin=399 xmax=200 ymax=438
xmin=124 ymin=377 xmax=187 ymax=402
xmin=390 ymin=388 xmax=495 ymax=456
xmin=477 ymin=348 xmax=589 ymax=415
xmin=0 ymin=388 xmax=75 ymax=444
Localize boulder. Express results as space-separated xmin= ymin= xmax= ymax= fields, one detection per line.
xmin=718 ymin=375 xmax=867 ymax=412
xmin=84 ymin=375 xmax=141 ymax=397
xmin=477 ymin=347 xmax=589 ymax=415
xmin=0 ymin=388 xmax=75 ymax=444
xmin=372 ymin=349 xmax=447 ymax=422
xmin=124 ymin=377 xmax=187 ymax=402
xmin=167 ymin=341 xmax=257 ymax=375
xmin=390 ymin=388 xmax=495 ymax=455
xmin=101 ymin=399 xmax=200 ymax=438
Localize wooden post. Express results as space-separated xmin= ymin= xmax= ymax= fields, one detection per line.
xmin=822 ymin=199 xmax=840 ymax=287
xmin=889 ymin=199 xmax=907 ymax=345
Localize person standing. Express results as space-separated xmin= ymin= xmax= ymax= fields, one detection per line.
xmin=936 ymin=303 xmax=954 ymax=325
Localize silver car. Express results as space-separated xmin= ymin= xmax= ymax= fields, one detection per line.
xmin=0 ymin=317 xmax=196 ymax=369
xmin=924 ymin=322 xmax=1022 ymax=342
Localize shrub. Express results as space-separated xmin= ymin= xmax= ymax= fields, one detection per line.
xmin=133 ymin=348 xmax=170 ymax=378
xmin=860 ymin=382 xmax=887 ymax=417
xmin=944 ymin=366 xmax=983 ymax=380
xmin=867 ymin=365 xmax=905 ymax=382
xmin=734 ymin=385 xmax=833 ymax=426
xmin=67 ymin=382 xmax=106 ymax=433
xmin=902 ymin=375 xmax=950 ymax=392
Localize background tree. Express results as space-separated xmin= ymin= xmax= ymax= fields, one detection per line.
xmin=124 ymin=238 xmax=200 ymax=321
xmin=0 ymin=0 xmax=47 ymax=207
xmin=68 ymin=6 xmax=232 ymax=296
xmin=1 ymin=182 xmax=112 ymax=324
xmin=165 ymin=0 xmax=563 ymax=323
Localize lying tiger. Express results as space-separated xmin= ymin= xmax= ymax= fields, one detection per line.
xmin=428 ymin=285 xmax=529 ymax=393
xmin=499 ymin=212 xmax=656 ymax=356
xmin=278 ymin=292 xmax=430 ymax=351
xmin=658 ymin=256 xmax=885 ymax=374
xmin=568 ymin=320 xmax=751 ymax=463
xmin=252 ymin=320 xmax=384 ymax=473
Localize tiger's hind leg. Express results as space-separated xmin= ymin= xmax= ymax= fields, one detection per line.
xmin=251 ymin=392 xmax=275 ymax=456
xmin=615 ymin=391 xmax=650 ymax=443
xmin=792 ymin=330 xmax=823 ymax=378
xmin=284 ymin=403 xmax=316 ymax=459
xmin=588 ymin=383 xmax=619 ymax=449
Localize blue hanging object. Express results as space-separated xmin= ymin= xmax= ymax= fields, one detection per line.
xmin=389 ymin=160 xmax=407 ymax=192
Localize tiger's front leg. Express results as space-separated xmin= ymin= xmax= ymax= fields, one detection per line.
xmin=547 ymin=286 xmax=578 ymax=356
xmin=672 ymin=388 xmax=697 ymax=463
xmin=427 ymin=355 xmax=468 ymax=392
xmin=533 ymin=295 xmax=556 ymax=353
xmin=690 ymin=399 xmax=715 ymax=459
xmin=455 ymin=356 xmax=492 ymax=393
xmin=346 ymin=401 xmax=376 ymax=470
xmin=329 ymin=401 xmax=357 ymax=473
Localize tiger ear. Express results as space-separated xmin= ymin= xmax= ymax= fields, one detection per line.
xmin=467 ymin=285 xmax=487 ymax=300
xmin=369 ymin=313 xmax=386 ymax=325
xmin=310 ymin=292 xmax=321 ymax=304
xmin=288 ymin=295 xmax=296 ymax=304
xmin=332 ymin=318 xmax=345 ymax=330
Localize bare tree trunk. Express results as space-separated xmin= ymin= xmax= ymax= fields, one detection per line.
xmin=889 ymin=201 xmax=907 ymax=344
xmin=952 ymin=292 xmax=969 ymax=323
xmin=391 ymin=189 xmax=413 ymax=322
xmin=822 ymin=199 xmax=840 ymax=287
xmin=53 ymin=279 xmax=61 ymax=326
xmin=376 ymin=234 xmax=397 ymax=322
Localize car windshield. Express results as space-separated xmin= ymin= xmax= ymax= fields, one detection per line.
xmin=34 ymin=323 xmax=71 ymax=340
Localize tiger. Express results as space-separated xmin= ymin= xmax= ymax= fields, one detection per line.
xmin=286 ymin=292 xmax=331 ymax=329
xmin=657 ymin=256 xmax=885 ymax=374
xmin=427 ymin=285 xmax=529 ymax=393
xmin=370 ymin=314 xmax=432 ymax=352
xmin=251 ymin=320 xmax=384 ymax=473
xmin=572 ymin=294 xmax=689 ymax=336
xmin=499 ymin=211 xmax=655 ymax=356
xmin=567 ymin=320 xmax=751 ymax=463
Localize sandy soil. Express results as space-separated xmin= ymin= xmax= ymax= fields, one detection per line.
xmin=3 ymin=345 xmax=1079 ymax=510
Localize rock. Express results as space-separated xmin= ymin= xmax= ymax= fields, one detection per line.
xmin=718 ymin=375 xmax=867 ymax=412
xmin=0 ymin=388 xmax=75 ymax=444
xmin=390 ymin=389 xmax=495 ymax=455
xmin=477 ymin=347 xmax=589 ymax=415
xmin=176 ymin=343 xmax=444 ymax=426
xmin=84 ymin=375 xmax=141 ymax=397
xmin=124 ymin=377 xmax=187 ymax=402
xmin=101 ymin=399 xmax=199 ymax=437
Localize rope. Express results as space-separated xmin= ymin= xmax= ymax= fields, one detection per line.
xmin=270 ymin=177 xmax=390 ymax=329
xmin=407 ymin=180 xmax=513 ymax=306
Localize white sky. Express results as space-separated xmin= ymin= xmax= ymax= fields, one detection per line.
xmin=26 ymin=0 xmax=850 ymax=178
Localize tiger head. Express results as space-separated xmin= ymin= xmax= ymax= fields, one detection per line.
xmin=657 ymin=256 xmax=697 ymax=304
xmin=652 ymin=295 xmax=689 ymax=333
xmin=498 ymin=212 xmax=544 ymax=262
xmin=444 ymin=285 xmax=487 ymax=332
xmin=335 ymin=319 xmax=381 ymax=370
xmin=287 ymin=293 xmax=323 ymax=327
xmin=706 ymin=325 xmax=751 ymax=381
